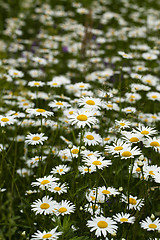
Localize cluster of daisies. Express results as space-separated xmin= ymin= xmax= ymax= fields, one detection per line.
xmin=0 ymin=0 xmax=160 ymax=239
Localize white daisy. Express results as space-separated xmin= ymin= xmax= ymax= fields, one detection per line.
xmin=48 ymin=182 xmax=68 ymax=195
xmin=78 ymin=165 xmax=96 ymax=174
xmin=87 ymin=215 xmax=118 ymax=237
xmin=30 ymin=227 xmax=62 ymax=240
xmin=31 ymin=196 xmax=58 ymax=215
xmin=0 ymin=115 xmax=16 ymax=127
xmin=120 ymin=146 xmax=142 ymax=159
xmin=83 ymin=131 xmax=102 ymax=146
xmin=51 ymin=165 xmax=70 ymax=175
xmin=26 ymin=108 xmax=53 ymax=118
xmin=68 ymin=109 xmax=98 ymax=128
xmin=83 ymin=155 xmax=112 ymax=169
xmin=113 ymin=212 xmax=135 ymax=224
xmin=49 ymin=100 xmax=71 ymax=109
xmin=121 ymin=194 xmax=144 ymax=211
xmin=140 ymin=216 xmax=160 ymax=231
xmin=54 ymin=200 xmax=75 ymax=216
xmin=98 ymin=186 xmax=120 ymax=198
xmin=25 ymin=133 xmax=48 ymax=145
xmin=78 ymin=96 xmax=102 ymax=109
xmin=31 ymin=175 xmax=58 ymax=190
xmin=28 ymin=81 xmax=45 ymax=87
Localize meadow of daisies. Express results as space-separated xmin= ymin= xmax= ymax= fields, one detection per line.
xmin=0 ymin=0 xmax=160 ymax=239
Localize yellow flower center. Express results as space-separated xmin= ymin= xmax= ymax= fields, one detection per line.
xmin=107 ymin=104 xmax=113 ymax=108
xmin=146 ymin=80 xmax=151 ymax=83
xmin=71 ymin=149 xmax=79 ymax=154
xmin=14 ymin=113 xmax=18 ymax=116
xmin=136 ymin=167 xmax=141 ymax=172
xmin=152 ymin=116 xmax=157 ymax=119
xmin=62 ymin=155 xmax=68 ymax=160
xmin=91 ymin=196 xmax=96 ymax=200
xmin=129 ymin=137 xmax=139 ymax=142
xmin=52 ymin=83 xmax=58 ymax=85
xmin=119 ymin=123 xmax=125 ymax=126
xmin=114 ymin=146 xmax=123 ymax=151
xmin=36 ymin=109 xmax=46 ymax=112
xmin=40 ymin=203 xmax=50 ymax=209
xmin=129 ymin=198 xmax=137 ymax=205
xmin=122 ymin=151 xmax=132 ymax=157
xmin=42 ymin=233 xmax=52 ymax=239
xmin=79 ymin=85 xmax=84 ymax=88
xmin=149 ymin=170 xmax=154 ymax=175
xmin=97 ymin=221 xmax=108 ymax=228
xmin=86 ymin=100 xmax=95 ymax=105
xmin=77 ymin=114 xmax=88 ymax=121
xmin=32 ymin=136 xmax=40 ymax=141
xmin=23 ymin=103 xmax=29 ymax=106
xmin=92 ymin=160 xmax=102 ymax=165
xmin=102 ymin=190 xmax=111 ymax=195
xmin=54 ymin=187 xmax=61 ymax=191
xmin=1 ymin=117 xmax=9 ymax=122
xmin=41 ymin=180 xmax=50 ymax=185
xmin=152 ymin=95 xmax=157 ymax=99
xmin=34 ymin=82 xmax=40 ymax=86
xmin=69 ymin=111 xmax=74 ymax=115
xmin=148 ymin=224 xmax=157 ymax=229
xmin=150 ymin=141 xmax=160 ymax=147
xmin=59 ymin=207 xmax=67 ymax=213
xmin=141 ymin=130 xmax=149 ymax=135
xmin=56 ymin=102 xmax=63 ymax=105
xmin=86 ymin=135 xmax=94 ymax=140
xmin=120 ymin=218 xmax=128 ymax=222
xmin=91 ymin=205 xmax=98 ymax=209
xmin=57 ymin=169 xmax=63 ymax=172
xmin=13 ymin=72 xmax=18 ymax=75
xmin=84 ymin=168 xmax=91 ymax=172
xmin=104 ymin=137 xmax=110 ymax=141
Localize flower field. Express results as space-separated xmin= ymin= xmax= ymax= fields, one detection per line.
xmin=0 ymin=0 xmax=160 ymax=239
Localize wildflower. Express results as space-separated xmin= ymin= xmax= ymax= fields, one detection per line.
xmin=98 ymin=186 xmax=120 ymax=198
xmin=83 ymin=155 xmax=112 ymax=169
xmin=31 ymin=196 xmax=58 ymax=215
xmin=49 ymin=100 xmax=71 ymax=109
xmin=25 ymin=133 xmax=48 ymax=145
xmin=121 ymin=131 xmax=142 ymax=144
xmin=51 ymin=165 xmax=70 ymax=175
xmin=118 ymin=51 xmax=133 ymax=59
xmin=121 ymin=194 xmax=144 ymax=210
xmin=54 ymin=200 xmax=75 ymax=216
xmin=115 ymin=120 xmax=130 ymax=129
xmin=113 ymin=213 xmax=135 ymax=224
xmin=78 ymin=96 xmax=102 ymax=109
xmin=0 ymin=115 xmax=16 ymax=127
xmin=146 ymin=92 xmax=160 ymax=101
xmin=68 ymin=109 xmax=98 ymax=128
xmin=31 ymin=175 xmax=58 ymax=190
xmin=84 ymin=202 xmax=102 ymax=215
xmin=26 ymin=156 xmax=46 ymax=167
xmin=30 ymin=227 xmax=62 ymax=240
xmin=140 ymin=216 xmax=160 ymax=231
xmin=78 ymin=165 xmax=96 ymax=174
xmin=86 ymin=215 xmax=118 ymax=237
xmin=8 ymin=68 xmax=24 ymax=78
xmin=133 ymin=124 xmax=157 ymax=137
xmin=26 ymin=108 xmax=54 ymax=118
xmin=48 ymin=182 xmax=68 ymax=195
xmin=120 ymin=146 xmax=142 ymax=159
xmin=28 ymin=81 xmax=45 ymax=87
xmin=144 ymin=137 xmax=160 ymax=151
xmin=83 ymin=131 xmax=102 ymax=146
xmin=105 ymin=139 xmax=130 ymax=156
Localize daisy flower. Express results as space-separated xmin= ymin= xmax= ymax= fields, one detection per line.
xmin=74 ymin=82 xmax=90 ymax=90
xmin=133 ymin=124 xmax=157 ymax=137
xmin=26 ymin=108 xmax=53 ymax=118
xmin=47 ymin=79 xmax=63 ymax=88
xmin=30 ymin=227 xmax=62 ymax=240
xmin=25 ymin=133 xmax=48 ymax=145
xmin=0 ymin=115 xmax=16 ymax=127
xmin=144 ymin=137 xmax=160 ymax=151
xmin=31 ymin=175 xmax=58 ymax=190
xmin=122 ymin=107 xmax=136 ymax=114
xmin=113 ymin=212 xmax=135 ymax=224
xmin=48 ymin=182 xmax=68 ymax=195
xmin=118 ymin=51 xmax=133 ymax=59
xmin=121 ymin=131 xmax=142 ymax=144
xmin=51 ymin=165 xmax=70 ymax=175
xmin=153 ymin=172 xmax=160 ymax=183
xmin=140 ymin=216 xmax=160 ymax=231
xmin=98 ymin=186 xmax=120 ymax=198
xmin=121 ymin=194 xmax=144 ymax=211
xmin=54 ymin=200 xmax=75 ymax=216
xmin=143 ymin=165 xmax=160 ymax=179
xmin=26 ymin=156 xmax=46 ymax=167
xmin=28 ymin=81 xmax=45 ymax=87
xmin=83 ymin=155 xmax=112 ymax=169
xmin=83 ymin=131 xmax=102 ymax=146
xmin=8 ymin=68 xmax=24 ymax=78
xmin=69 ymin=145 xmax=80 ymax=158
xmin=84 ymin=202 xmax=102 ymax=215
xmin=86 ymin=215 xmax=118 ymax=237
xmin=146 ymin=91 xmax=160 ymax=101
xmin=78 ymin=96 xmax=102 ymax=109
xmin=78 ymin=165 xmax=96 ymax=174
xmin=68 ymin=109 xmax=98 ymax=128
xmin=115 ymin=119 xmax=130 ymax=129
xmin=49 ymin=100 xmax=71 ymax=109
xmin=105 ymin=139 xmax=130 ymax=156
xmin=81 ymin=150 xmax=101 ymax=158
xmin=31 ymin=196 xmax=58 ymax=215
xmin=120 ymin=146 xmax=142 ymax=159
xmin=32 ymin=56 xmax=47 ymax=65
